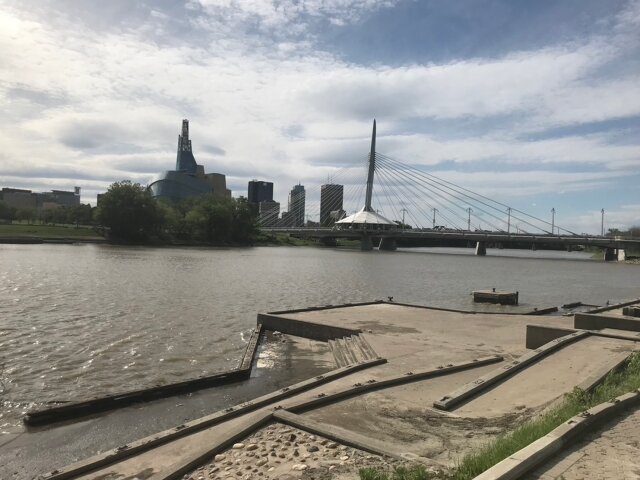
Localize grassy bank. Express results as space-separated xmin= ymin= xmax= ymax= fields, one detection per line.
xmin=0 ymin=223 xmax=102 ymax=239
xmin=359 ymin=352 xmax=640 ymax=480
xmin=453 ymin=351 xmax=640 ymax=478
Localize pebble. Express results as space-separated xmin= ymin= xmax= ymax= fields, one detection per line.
xmin=181 ymin=424 xmax=400 ymax=480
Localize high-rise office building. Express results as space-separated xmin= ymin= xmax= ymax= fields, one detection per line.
xmin=320 ymin=184 xmax=344 ymax=226
xmin=288 ymin=184 xmax=305 ymax=227
xmin=247 ymin=180 xmax=274 ymax=204
xmin=258 ymin=200 xmax=280 ymax=227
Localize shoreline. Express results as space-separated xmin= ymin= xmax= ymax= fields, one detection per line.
xmin=29 ymin=298 xmax=640 ymax=480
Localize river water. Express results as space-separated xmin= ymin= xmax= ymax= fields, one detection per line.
xmin=0 ymin=244 xmax=638 ymax=433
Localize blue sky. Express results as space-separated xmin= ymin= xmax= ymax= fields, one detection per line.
xmin=0 ymin=0 xmax=639 ymax=233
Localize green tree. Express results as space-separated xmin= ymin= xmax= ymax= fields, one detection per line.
xmin=16 ymin=208 xmax=37 ymax=224
xmin=230 ymin=196 xmax=258 ymax=243
xmin=0 ymin=201 xmax=17 ymax=221
xmin=95 ymin=181 xmax=162 ymax=241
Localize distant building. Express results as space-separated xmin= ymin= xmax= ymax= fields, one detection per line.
xmin=0 ymin=187 xmax=80 ymax=211
xmin=248 ymin=180 xmax=273 ymax=204
xmin=258 ymin=200 xmax=280 ymax=226
xmin=148 ymin=120 xmax=231 ymax=202
xmin=280 ymin=210 xmax=295 ymax=227
xmin=288 ymin=184 xmax=305 ymax=227
xmin=320 ymin=184 xmax=344 ymax=227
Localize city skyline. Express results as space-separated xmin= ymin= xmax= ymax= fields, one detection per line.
xmin=0 ymin=1 xmax=639 ymax=233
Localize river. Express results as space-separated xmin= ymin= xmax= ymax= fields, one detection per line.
xmin=0 ymin=243 xmax=638 ymax=436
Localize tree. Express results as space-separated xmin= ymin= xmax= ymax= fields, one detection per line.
xmin=0 ymin=201 xmax=17 ymax=221
xmin=16 ymin=208 xmax=37 ymax=224
xmin=95 ymin=181 xmax=162 ymax=241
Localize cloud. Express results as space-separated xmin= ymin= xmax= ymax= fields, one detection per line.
xmin=0 ymin=0 xmax=638 ymax=233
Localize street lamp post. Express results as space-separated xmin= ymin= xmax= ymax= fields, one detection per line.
xmin=467 ymin=207 xmax=473 ymax=231
xmin=432 ymin=208 xmax=437 ymax=229
xmin=551 ymin=208 xmax=555 ymax=235
xmin=507 ymin=207 xmax=512 ymax=234
xmin=601 ymin=209 xmax=605 ymax=236
xmin=401 ymin=208 xmax=407 ymax=231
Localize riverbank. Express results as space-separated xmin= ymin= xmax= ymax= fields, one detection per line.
xmin=36 ymin=299 xmax=640 ymax=480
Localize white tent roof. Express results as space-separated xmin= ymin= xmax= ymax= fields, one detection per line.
xmin=336 ymin=208 xmax=396 ymax=225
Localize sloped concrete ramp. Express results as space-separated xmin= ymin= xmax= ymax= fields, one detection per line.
xmin=454 ymin=335 xmax=637 ymax=417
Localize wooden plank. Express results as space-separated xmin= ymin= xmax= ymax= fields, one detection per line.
xmin=433 ymin=331 xmax=589 ymax=411
xmin=239 ymin=324 xmax=263 ymax=371
xmin=28 ymin=326 xmax=266 ymax=426
xmin=25 ymin=369 xmax=250 ymax=426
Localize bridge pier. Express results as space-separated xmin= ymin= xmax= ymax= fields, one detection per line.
xmin=475 ymin=241 xmax=487 ymax=256
xmin=618 ymin=248 xmax=626 ymax=262
xmin=360 ymin=235 xmax=373 ymax=251
xmin=604 ymin=247 xmax=617 ymax=261
xmin=378 ymin=238 xmax=397 ymax=251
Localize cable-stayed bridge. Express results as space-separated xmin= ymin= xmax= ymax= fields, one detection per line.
xmin=261 ymin=121 xmax=639 ymax=259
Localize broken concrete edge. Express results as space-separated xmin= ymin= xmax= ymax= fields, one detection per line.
xmin=26 ymin=326 xmax=266 ymax=427
xmin=523 ymin=306 xmax=559 ymax=316
xmin=273 ymin=409 xmax=405 ymax=461
xmin=287 ymin=355 xmax=504 ymax=414
xmin=384 ymin=301 xmax=526 ymax=316
xmin=433 ymin=331 xmax=589 ymax=411
xmin=40 ymin=358 xmax=387 ymax=480
xmin=393 ymin=300 xmax=566 ymax=317
xmin=257 ymin=313 xmax=362 ymax=341
xmin=576 ymin=351 xmax=636 ymax=394
xmin=575 ymin=312 xmax=640 ymax=332
xmin=148 ymin=412 xmax=274 ymax=480
xmin=526 ymin=324 xmax=640 ymax=350
xmin=586 ymin=298 xmax=640 ymax=314
xmin=267 ymin=300 xmax=386 ymax=315
xmin=472 ymin=389 xmax=640 ymax=480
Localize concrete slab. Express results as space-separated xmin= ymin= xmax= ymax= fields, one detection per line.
xmin=454 ymin=336 xmax=638 ymax=417
xmin=42 ymin=302 xmax=637 ymax=479
xmin=272 ymin=304 xmax=575 ymax=372
xmin=301 ymin=364 xmax=509 ymax=466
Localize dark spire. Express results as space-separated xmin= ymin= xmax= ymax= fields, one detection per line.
xmin=176 ymin=119 xmax=197 ymax=173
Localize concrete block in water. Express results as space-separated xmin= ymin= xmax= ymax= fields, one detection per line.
xmin=473 ymin=289 xmax=519 ymax=305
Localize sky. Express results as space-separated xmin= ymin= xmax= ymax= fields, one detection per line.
xmin=0 ymin=0 xmax=639 ymax=233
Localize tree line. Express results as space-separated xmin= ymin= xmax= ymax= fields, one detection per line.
xmin=0 ymin=201 xmax=93 ymax=225
xmin=0 ymin=181 xmax=259 ymax=244
xmin=95 ymin=181 xmax=258 ymax=244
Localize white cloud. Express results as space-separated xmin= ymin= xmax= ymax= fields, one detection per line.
xmin=0 ymin=0 xmax=638 ymax=232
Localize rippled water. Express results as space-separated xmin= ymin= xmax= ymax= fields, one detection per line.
xmin=0 ymin=244 xmax=638 ymax=431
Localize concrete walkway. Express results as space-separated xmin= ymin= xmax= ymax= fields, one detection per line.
xmin=37 ymin=303 xmax=640 ymax=480
xmin=526 ymin=406 xmax=640 ymax=480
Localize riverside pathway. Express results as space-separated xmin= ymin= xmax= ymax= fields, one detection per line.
xmin=526 ymin=405 xmax=640 ymax=480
